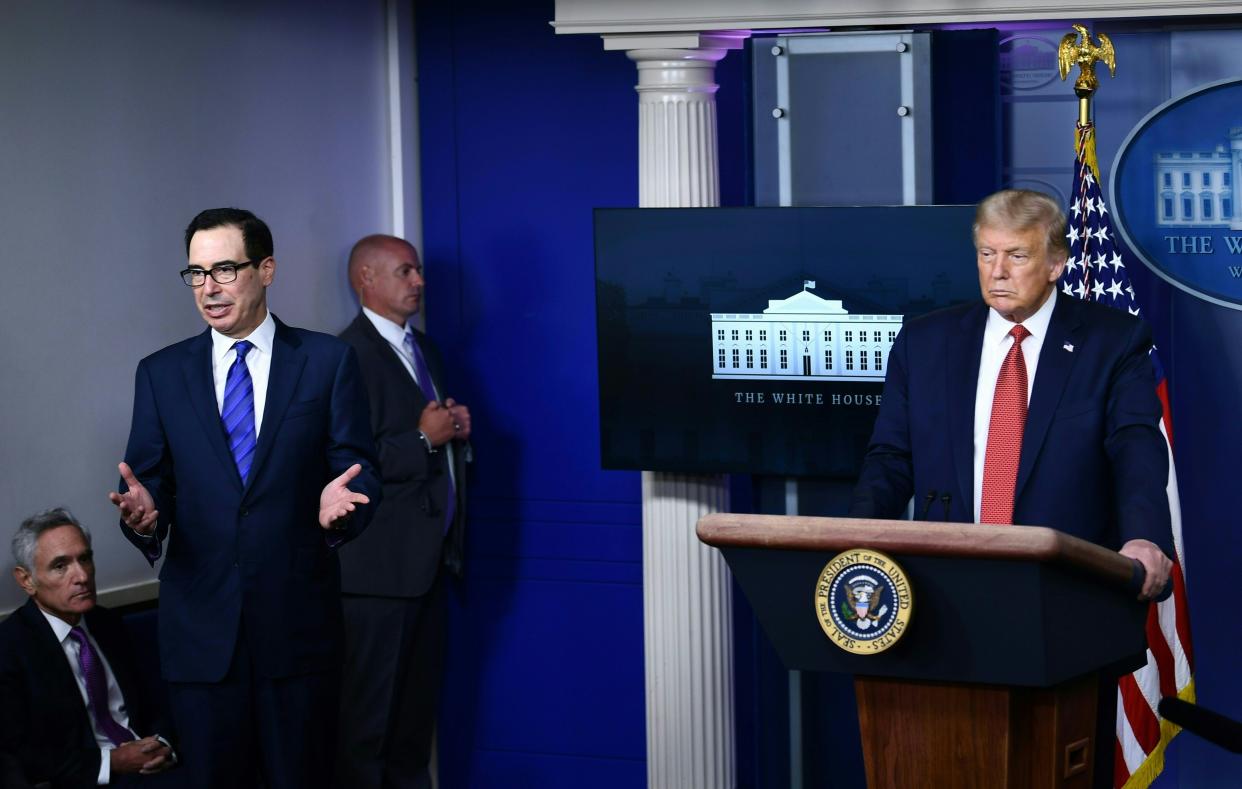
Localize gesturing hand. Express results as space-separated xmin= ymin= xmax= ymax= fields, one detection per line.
xmin=319 ymin=463 xmax=371 ymax=530
xmin=107 ymin=462 xmax=159 ymax=535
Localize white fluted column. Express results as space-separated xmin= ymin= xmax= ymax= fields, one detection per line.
xmin=609 ymin=32 xmax=746 ymax=789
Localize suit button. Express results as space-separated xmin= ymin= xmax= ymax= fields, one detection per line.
xmin=240 ymin=507 xmax=249 ymax=517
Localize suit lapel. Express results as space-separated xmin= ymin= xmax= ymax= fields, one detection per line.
xmin=247 ymin=317 xmax=307 ymax=492
xmin=354 ymin=313 xmax=429 ymax=406
xmin=948 ymin=304 xmax=987 ymax=513
xmin=181 ymin=329 xmax=242 ymax=491
xmin=1014 ymin=295 xmax=1082 ymax=504
xmin=18 ymin=601 xmax=95 ymax=736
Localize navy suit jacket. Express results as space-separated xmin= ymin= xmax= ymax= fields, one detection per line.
xmin=336 ymin=314 xmax=468 ymax=599
xmin=120 ymin=316 xmax=381 ymax=682
xmin=0 ymin=600 xmax=169 ymax=788
xmin=850 ymin=295 xmax=1173 ymax=556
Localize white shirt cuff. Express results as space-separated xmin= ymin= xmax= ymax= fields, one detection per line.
xmin=98 ymin=747 xmax=110 ymax=785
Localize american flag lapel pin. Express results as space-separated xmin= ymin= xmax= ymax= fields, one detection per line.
xmin=1063 ymin=341 xmax=1075 ymax=353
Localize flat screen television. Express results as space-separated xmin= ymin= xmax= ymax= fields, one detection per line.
xmin=594 ymin=206 xmax=981 ymax=477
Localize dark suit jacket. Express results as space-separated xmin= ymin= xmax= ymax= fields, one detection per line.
xmin=336 ymin=313 xmax=468 ymax=598
xmin=850 ymin=295 xmax=1174 ymax=555
xmin=119 ymin=316 xmax=381 ymax=682
xmin=0 ymin=600 xmax=168 ymax=788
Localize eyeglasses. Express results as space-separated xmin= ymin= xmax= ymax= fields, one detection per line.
xmin=180 ymin=259 xmax=263 ymax=287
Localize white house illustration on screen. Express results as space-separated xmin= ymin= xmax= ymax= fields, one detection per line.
xmin=710 ymin=282 xmax=903 ymax=382
xmin=1153 ymin=128 xmax=1242 ymax=229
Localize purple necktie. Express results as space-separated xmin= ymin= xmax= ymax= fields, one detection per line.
xmin=404 ymin=329 xmax=456 ymax=534
xmin=403 ymin=330 xmax=438 ymax=404
xmin=222 ymin=340 xmax=257 ymax=483
xmin=68 ymin=626 xmax=135 ymax=747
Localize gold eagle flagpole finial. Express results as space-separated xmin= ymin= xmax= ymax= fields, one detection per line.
xmin=1058 ymin=23 xmax=1116 ymax=126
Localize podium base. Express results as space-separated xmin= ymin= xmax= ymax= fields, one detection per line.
xmin=855 ymin=673 xmax=1098 ymax=789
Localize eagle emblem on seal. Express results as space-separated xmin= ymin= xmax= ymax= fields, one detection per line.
xmin=839 ymin=574 xmax=888 ymax=630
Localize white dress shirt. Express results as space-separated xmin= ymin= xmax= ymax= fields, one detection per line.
xmin=211 ymin=311 xmax=276 ymax=437
xmin=40 ymin=609 xmax=136 ymax=786
xmin=972 ymin=288 xmax=1058 ymax=522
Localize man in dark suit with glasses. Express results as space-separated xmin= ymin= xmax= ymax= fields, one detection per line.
xmin=108 ymin=208 xmax=381 ymax=789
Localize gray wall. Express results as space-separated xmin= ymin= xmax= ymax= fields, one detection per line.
xmin=0 ymin=0 xmax=404 ymax=612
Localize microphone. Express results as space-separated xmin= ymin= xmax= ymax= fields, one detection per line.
xmin=1157 ymin=697 xmax=1242 ymax=754
xmin=939 ymin=493 xmax=951 ymax=521
xmin=919 ymin=491 xmax=937 ymax=520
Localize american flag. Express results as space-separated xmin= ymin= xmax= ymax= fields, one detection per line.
xmin=1058 ymin=122 xmax=1196 ymax=789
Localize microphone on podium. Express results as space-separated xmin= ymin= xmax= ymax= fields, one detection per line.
xmin=1157 ymin=697 xmax=1242 ymax=754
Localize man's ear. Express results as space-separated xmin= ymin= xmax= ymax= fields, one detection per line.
xmin=260 ymin=256 xmax=277 ymax=287
xmin=1048 ymin=253 xmax=1068 ymax=283
xmin=13 ymin=566 xmax=35 ymax=597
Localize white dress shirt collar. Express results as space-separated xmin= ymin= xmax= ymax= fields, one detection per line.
xmin=362 ymin=306 xmax=427 ymax=389
xmin=39 ymin=605 xmax=81 ymax=642
xmin=983 ymin=286 xmax=1057 ymax=349
xmin=362 ymin=305 xmax=411 ymax=348
xmin=211 ymin=310 xmax=275 ymax=363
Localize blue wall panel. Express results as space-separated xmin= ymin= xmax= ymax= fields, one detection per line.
xmin=416 ymin=1 xmax=648 ymax=785
xmin=417 ymin=0 xmax=758 ymax=783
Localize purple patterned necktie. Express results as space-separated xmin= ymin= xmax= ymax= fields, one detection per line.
xmin=222 ymin=340 xmax=257 ymax=483
xmin=403 ymin=329 xmax=438 ymax=404
xmin=68 ymin=626 xmax=135 ymax=747
xmin=404 ymin=329 xmax=456 ymax=534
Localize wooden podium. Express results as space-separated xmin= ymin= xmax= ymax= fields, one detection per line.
xmin=697 ymin=514 xmax=1149 ymax=789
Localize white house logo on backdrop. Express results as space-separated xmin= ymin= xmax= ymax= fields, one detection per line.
xmin=1112 ymin=77 xmax=1242 ymax=310
xmin=709 ymin=282 xmax=903 ymax=382
xmin=1152 ymin=129 xmax=1242 ymax=229
xmin=998 ymin=35 xmax=1060 ymax=91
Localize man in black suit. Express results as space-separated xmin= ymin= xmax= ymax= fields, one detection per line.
xmin=0 ymin=508 xmax=175 ymax=787
xmin=334 ymin=235 xmax=470 ymax=789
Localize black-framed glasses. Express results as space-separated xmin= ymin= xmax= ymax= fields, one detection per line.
xmin=180 ymin=259 xmax=263 ymax=287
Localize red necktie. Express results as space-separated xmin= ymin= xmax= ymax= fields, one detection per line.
xmin=980 ymin=324 xmax=1031 ymax=525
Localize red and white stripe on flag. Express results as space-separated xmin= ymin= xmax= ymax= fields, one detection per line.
xmin=1057 ymin=123 xmax=1195 ymax=789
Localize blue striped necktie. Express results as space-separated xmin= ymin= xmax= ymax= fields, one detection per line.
xmin=222 ymin=340 xmax=257 ymax=483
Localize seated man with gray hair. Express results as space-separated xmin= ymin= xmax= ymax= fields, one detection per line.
xmin=0 ymin=508 xmax=175 ymax=788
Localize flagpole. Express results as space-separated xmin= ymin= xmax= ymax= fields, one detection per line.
xmin=1057 ymin=24 xmax=1196 ymax=789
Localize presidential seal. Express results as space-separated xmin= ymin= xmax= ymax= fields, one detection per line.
xmin=814 ymin=549 xmax=913 ymax=655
